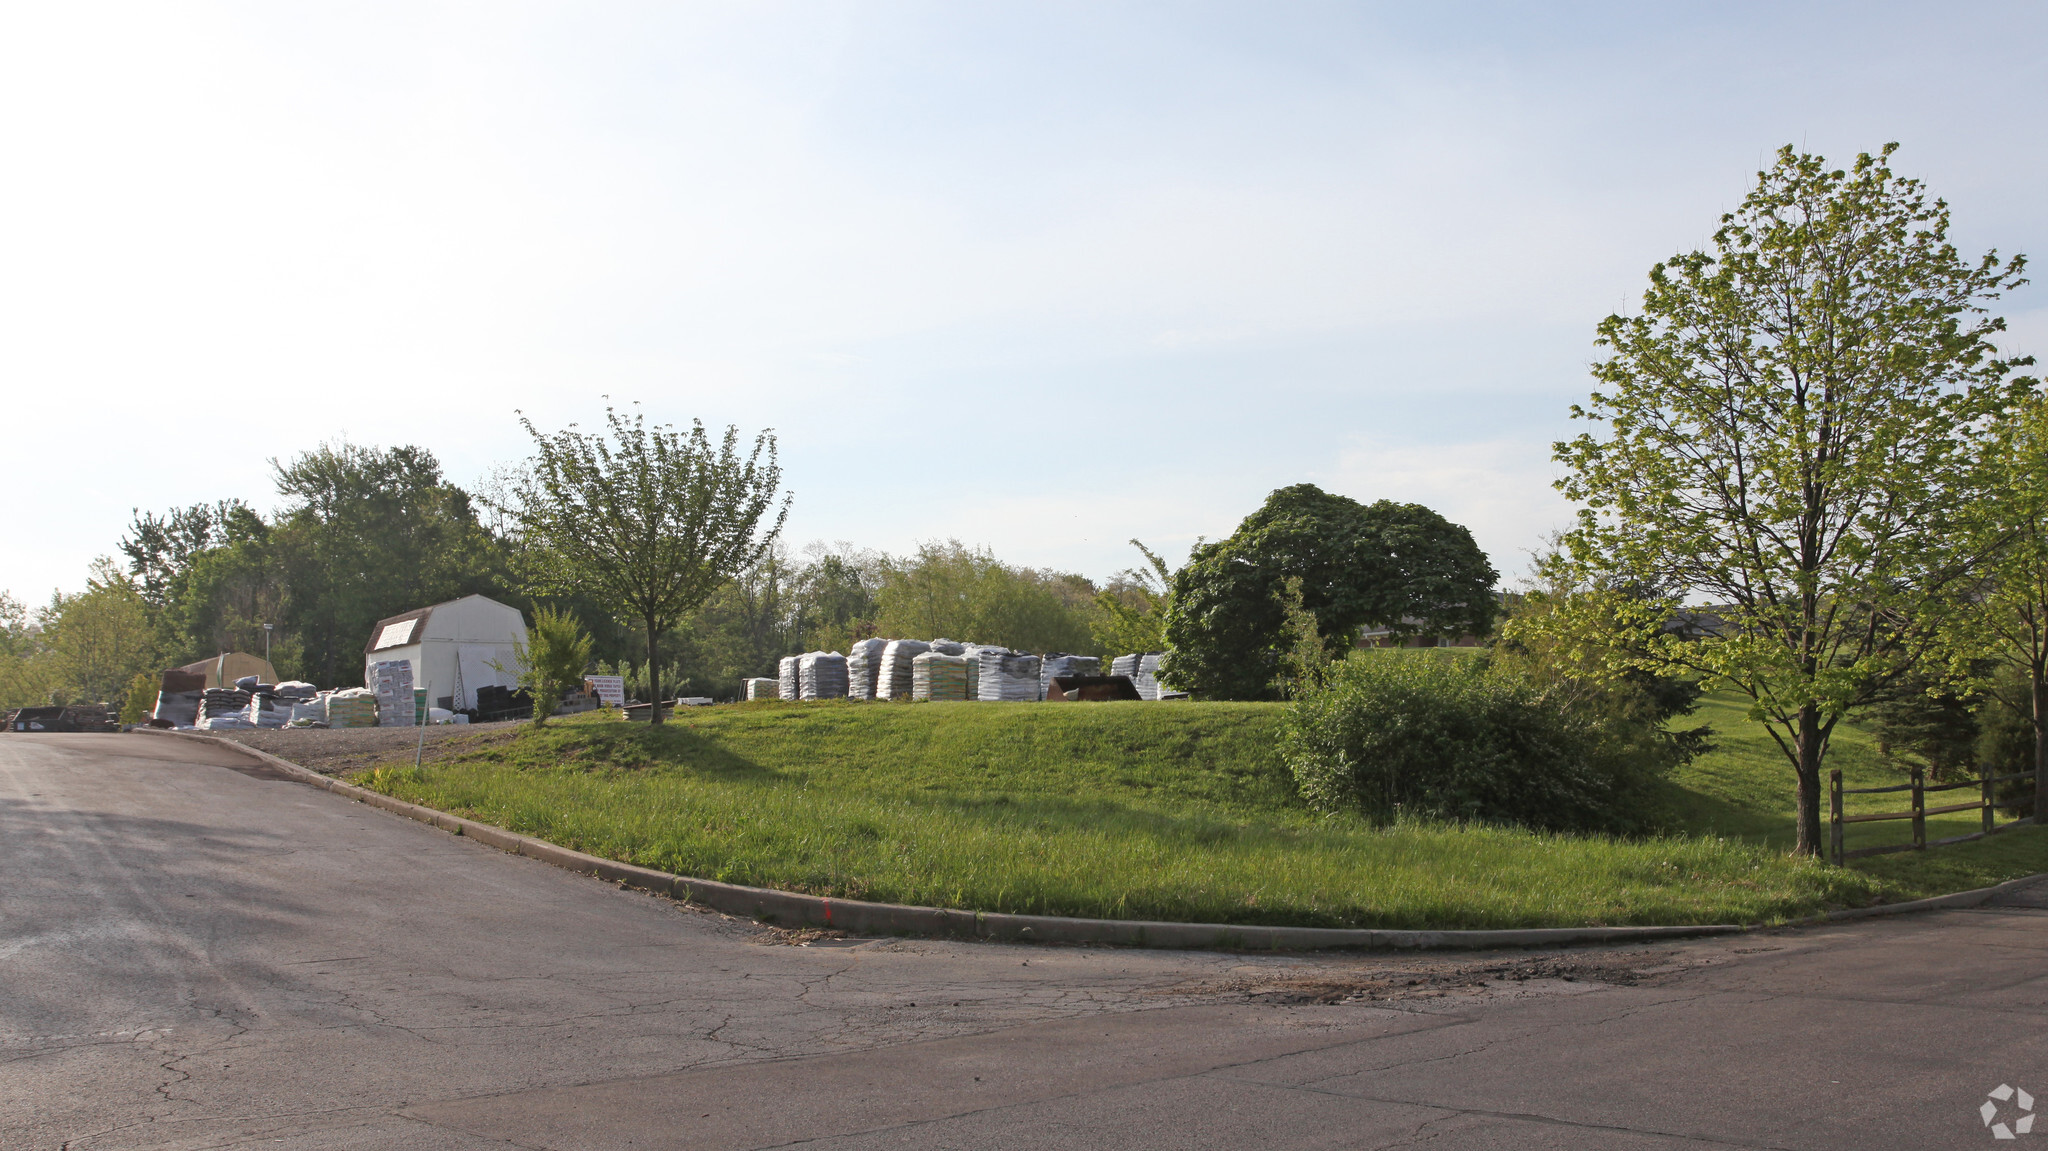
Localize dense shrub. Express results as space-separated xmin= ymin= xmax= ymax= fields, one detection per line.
xmin=1281 ymin=652 xmax=1677 ymax=834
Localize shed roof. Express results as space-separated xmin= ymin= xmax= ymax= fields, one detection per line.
xmin=364 ymin=594 xmax=527 ymax=655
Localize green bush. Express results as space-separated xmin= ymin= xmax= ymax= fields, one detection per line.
xmin=1281 ymin=652 xmax=1673 ymax=833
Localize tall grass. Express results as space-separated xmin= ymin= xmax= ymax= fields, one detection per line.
xmin=341 ymin=697 xmax=2047 ymax=929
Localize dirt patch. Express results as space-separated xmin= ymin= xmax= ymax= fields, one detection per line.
xmin=1167 ymin=947 xmax=1710 ymax=1005
xmin=204 ymin=723 xmax=524 ymax=776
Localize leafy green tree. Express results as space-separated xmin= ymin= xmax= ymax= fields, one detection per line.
xmin=794 ymin=545 xmax=884 ymax=653
xmin=272 ymin=442 xmax=510 ymax=686
xmin=500 ymin=406 xmax=788 ymax=723
xmin=0 ymin=591 xmax=56 ymax=707
xmin=120 ymin=444 xmax=510 ymax=687
xmin=40 ymin=559 xmax=158 ymax=708
xmin=870 ymin=540 xmax=1096 ymax=654
xmin=1553 ymin=144 xmax=2032 ymax=855
xmin=1162 ymin=484 xmax=1497 ymax=700
xmin=512 ymin=606 xmax=594 ymax=725
xmin=1089 ymin=540 xmax=1174 ymax=657
xmin=1953 ymin=393 xmax=2048 ymax=819
xmin=1864 ymin=667 xmax=1982 ymax=782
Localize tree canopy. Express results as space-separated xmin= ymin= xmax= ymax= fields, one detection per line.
xmin=1162 ymin=484 xmax=1497 ymax=700
xmin=1552 ymin=143 xmax=2032 ymax=854
xmin=500 ymin=406 xmax=788 ymax=721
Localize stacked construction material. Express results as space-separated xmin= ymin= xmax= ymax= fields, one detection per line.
xmin=911 ymin=651 xmax=970 ymax=701
xmin=152 ymin=690 xmax=202 ymax=727
xmin=472 ymin=685 xmax=532 ymax=722
xmin=845 ymin=638 xmax=887 ymax=701
xmin=1039 ymin=654 xmax=1100 ymax=699
xmin=975 ymin=648 xmax=1042 ymax=701
xmin=324 ymin=688 xmax=378 ymax=728
xmin=927 ymin=639 xmax=966 ymax=656
xmin=1138 ymin=653 xmax=1165 ymax=701
xmin=153 ymin=667 xmax=206 ymax=726
xmin=798 ymin=652 xmax=849 ymax=700
xmin=744 ymin=677 xmax=779 ymax=701
xmin=371 ymin=660 xmax=416 ymax=727
xmin=248 ymin=692 xmax=289 ymax=728
xmin=874 ymin=639 xmax=930 ymax=700
xmin=1112 ymin=653 xmax=1167 ymax=701
xmin=275 ymin=680 xmax=319 ymax=702
xmin=778 ymin=655 xmax=800 ymax=701
xmin=195 ymin=687 xmax=254 ymax=730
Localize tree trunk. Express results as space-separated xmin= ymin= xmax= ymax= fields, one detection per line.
xmin=2034 ymin=673 xmax=2047 ymax=823
xmin=1795 ymin=703 xmax=1825 ymax=856
xmin=646 ymin=616 xmax=663 ymax=726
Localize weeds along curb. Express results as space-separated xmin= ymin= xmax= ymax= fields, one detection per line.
xmin=136 ymin=728 xmax=2041 ymax=952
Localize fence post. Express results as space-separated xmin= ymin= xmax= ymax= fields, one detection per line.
xmin=1983 ymin=770 xmax=1996 ymax=834
xmin=1829 ymin=768 xmax=1844 ymax=866
xmin=1911 ymin=766 xmax=1926 ymax=851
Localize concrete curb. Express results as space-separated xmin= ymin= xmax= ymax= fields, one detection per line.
xmin=133 ymin=728 xmax=2043 ymax=952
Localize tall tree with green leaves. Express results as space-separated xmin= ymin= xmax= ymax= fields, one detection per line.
xmin=1553 ymin=143 xmax=2032 ymax=855
xmin=870 ymin=540 xmax=1097 ymax=654
xmin=272 ymin=442 xmax=509 ymax=685
xmin=1956 ymin=393 xmax=2048 ymax=819
xmin=1089 ymin=540 xmax=1175 ymax=657
xmin=1162 ymin=484 xmax=1497 ymax=700
xmin=40 ymin=558 xmax=158 ymax=707
xmin=500 ymin=405 xmax=789 ymax=723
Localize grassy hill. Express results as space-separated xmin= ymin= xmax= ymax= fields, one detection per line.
xmin=353 ymin=694 xmax=2043 ymax=930
xmin=1665 ymin=692 xmax=2045 ymax=891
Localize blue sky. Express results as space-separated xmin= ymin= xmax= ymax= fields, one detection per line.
xmin=3 ymin=2 xmax=2043 ymax=601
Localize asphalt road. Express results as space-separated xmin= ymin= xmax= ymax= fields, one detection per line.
xmin=2 ymin=732 xmax=2043 ymax=1151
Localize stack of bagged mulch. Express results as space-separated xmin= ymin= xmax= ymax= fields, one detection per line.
xmin=975 ymin=648 xmax=1041 ymax=701
xmin=195 ymin=687 xmax=254 ymax=730
xmin=1039 ymin=653 xmax=1100 ymax=699
xmin=911 ymin=651 xmax=970 ymax=701
xmin=1137 ymin=653 xmax=1165 ymax=700
xmin=874 ymin=640 xmax=930 ymax=700
xmin=778 ymin=655 xmax=801 ymax=701
xmin=324 ymin=688 xmax=378 ymax=728
xmin=798 ymin=652 xmax=849 ymax=700
xmin=744 ymin=677 xmax=779 ymax=701
xmin=1112 ymin=653 xmax=1167 ymax=700
xmin=846 ymin=638 xmax=887 ymax=701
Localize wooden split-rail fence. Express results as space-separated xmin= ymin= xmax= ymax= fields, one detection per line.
xmin=1829 ymin=767 xmax=2039 ymax=866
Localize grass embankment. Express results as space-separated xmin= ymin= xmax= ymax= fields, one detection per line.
xmin=1665 ymin=692 xmax=2045 ymax=894
xmin=353 ymin=695 xmax=2045 ymax=930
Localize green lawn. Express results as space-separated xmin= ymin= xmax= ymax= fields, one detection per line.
xmin=353 ymin=693 xmax=2044 ymax=930
xmin=1664 ymin=692 xmax=2045 ymax=892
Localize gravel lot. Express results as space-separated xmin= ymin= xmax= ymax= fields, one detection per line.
xmin=201 ymin=721 xmax=525 ymax=775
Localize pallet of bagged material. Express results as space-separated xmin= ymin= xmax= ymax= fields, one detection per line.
xmin=798 ymin=652 xmax=849 ymax=700
xmin=874 ymin=640 xmax=930 ymax=700
xmin=975 ymin=649 xmax=1041 ymax=701
xmin=846 ymin=638 xmax=886 ymax=701
xmin=911 ymin=651 xmax=969 ymax=701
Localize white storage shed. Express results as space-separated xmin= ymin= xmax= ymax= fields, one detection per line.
xmin=362 ymin=594 xmax=529 ymax=710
